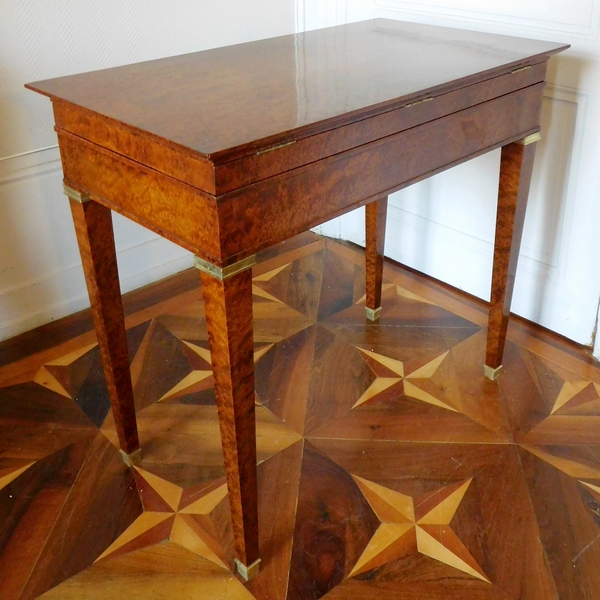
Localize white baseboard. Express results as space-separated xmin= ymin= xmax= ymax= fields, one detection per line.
xmin=0 ymin=236 xmax=193 ymax=342
xmin=0 ymin=146 xmax=194 ymax=342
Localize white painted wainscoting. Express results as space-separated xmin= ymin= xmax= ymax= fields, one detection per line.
xmin=0 ymin=0 xmax=296 ymax=341
xmin=301 ymin=0 xmax=600 ymax=358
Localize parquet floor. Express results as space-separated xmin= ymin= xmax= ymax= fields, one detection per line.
xmin=2 ymin=233 xmax=600 ymax=599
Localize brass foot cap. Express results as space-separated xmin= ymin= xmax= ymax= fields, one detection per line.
xmin=483 ymin=364 xmax=503 ymax=381
xmin=365 ymin=306 xmax=382 ymax=321
xmin=119 ymin=448 xmax=141 ymax=467
xmin=235 ymin=557 xmax=261 ymax=581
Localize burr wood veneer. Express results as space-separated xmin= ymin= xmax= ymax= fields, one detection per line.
xmin=26 ymin=19 xmax=568 ymax=579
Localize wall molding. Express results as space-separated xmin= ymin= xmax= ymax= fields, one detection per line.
xmin=297 ymin=0 xmax=348 ymax=31
xmin=518 ymin=83 xmax=589 ymax=272
xmin=0 ymin=143 xmax=195 ymax=342
xmin=296 ymin=0 xmax=306 ymax=31
xmin=0 ymin=235 xmax=194 ymax=342
xmin=0 ymin=145 xmax=61 ymax=187
xmin=374 ymin=0 xmax=600 ymax=40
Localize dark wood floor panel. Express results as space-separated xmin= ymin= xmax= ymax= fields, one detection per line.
xmin=0 ymin=439 xmax=94 ymax=600
xmin=309 ymin=439 xmax=556 ymax=599
xmin=247 ymin=441 xmax=304 ymax=600
xmin=519 ymin=445 xmax=600 ymax=600
xmin=287 ymin=441 xmax=380 ymax=600
xmin=501 ymin=342 xmax=600 ymax=445
xmin=0 ymin=382 xmax=98 ymax=461
xmin=19 ymin=432 xmax=142 ymax=600
xmin=254 ymin=327 xmax=316 ymax=437
xmin=37 ymin=542 xmax=256 ymax=599
xmin=1 ymin=235 xmax=599 ymax=598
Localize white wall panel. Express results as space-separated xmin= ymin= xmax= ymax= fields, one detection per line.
xmin=0 ymin=0 xmax=295 ymax=341
xmin=305 ymin=0 xmax=600 ymax=351
xmin=0 ymin=148 xmax=190 ymax=341
xmin=374 ymin=0 xmax=600 ymax=39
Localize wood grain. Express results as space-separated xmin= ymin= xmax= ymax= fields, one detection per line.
xmin=69 ymin=198 xmax=139 ymax=455
xmin=200 ymin=269 xmax=259 ymax=568
xmin=365 ymin=197 xmax=388 ymax=313
xmin=1 ymin=236 xmax=599 ymax=597
xmin=28 ymin=20 xmax=566 ymax=161
xmin=486 ymin=141 xmax=537 ymax=369
xmin=61 ymin=133 xmax=220 ymax=262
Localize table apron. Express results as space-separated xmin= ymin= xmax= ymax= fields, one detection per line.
xmin=214 ymin=62 xmax=548 ymax=194
xmin=52 ymin=64 xmax=547 ymax=197
xmin=216 ymin=83 xmax=544 ymax=263
xmin=58 ymin=130 xmax=222 ymax=262
xmin=58 ymin=82 xmax=543 ymax=267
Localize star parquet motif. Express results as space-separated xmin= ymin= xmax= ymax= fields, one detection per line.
xmin=498 ymin=342 xmax=600 ymax=445
xmin=96 ymin=468 xmax=232 ymax=570
xmin=349 ymin=475 xmax=488 ymax=582
xmin=352 ymin=347 xmax=453 ymax=411
xmin=518 ymin=444 xmax=600 ymax=598
xmin=2 ymin=235 xmax=600 ymax=599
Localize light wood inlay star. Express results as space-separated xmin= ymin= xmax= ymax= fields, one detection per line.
xmin=351 ymin=475 xmax=489 ymax=582
xmin=33 ymin=343 xmax=99 ymax=399
xmin=96 ymin=467 xmax=232 ymax=571
xmin=0 ymin=462 xmax=36 ymax=490
xmin=354 ymin=347 xmax=454 ymax=411
xmin=551 ymin=381 xmax=600 ymax=415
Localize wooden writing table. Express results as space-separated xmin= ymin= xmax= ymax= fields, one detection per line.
xmin=27 ymin=19 xmax=568 ymax=580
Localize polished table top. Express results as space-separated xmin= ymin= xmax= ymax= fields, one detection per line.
xmin=27 ymin=19 xmax=567 ymax=163
xmin=26 ymin=20 xmax=568 ymax=271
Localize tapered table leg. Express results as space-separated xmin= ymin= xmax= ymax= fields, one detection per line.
xmin=365 ymin=196 xmax=388 ymax=321
xmin=66 ymin=187 xmax=140 ymax=462
xmin=485 ymin=134 xmax=539 ymax=380
xmin=197 ymin=257 xmax=260 ymax=581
